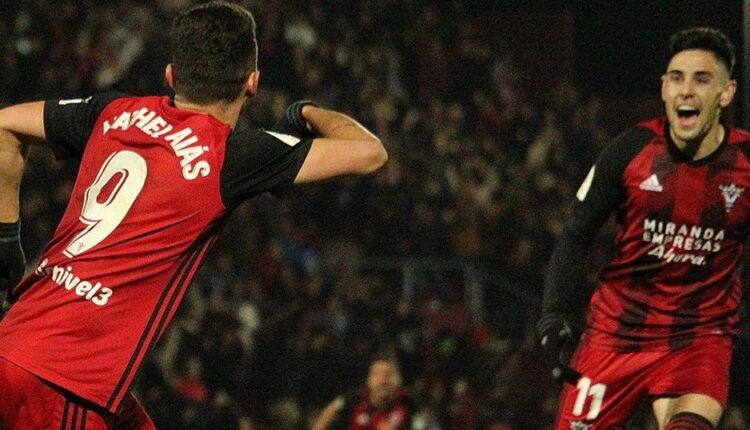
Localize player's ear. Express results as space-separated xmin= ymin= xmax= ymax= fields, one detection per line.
xmin=245 ymin=70 xmax=260 ymax=98
xmin=165 ymin=64 xmax=177 ymax=92
xmin=660 ymin=74 xmax=668 ymax=102
xmin=720 ymin=79 xmax=737 ymax=108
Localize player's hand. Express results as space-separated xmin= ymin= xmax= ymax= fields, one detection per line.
xmin=0 ymin=221 xmax=25 ymax=292
xmin=271 ymin=100 xmax=318 ymax=139
xmin=536 ymin=313 xmax=579 ymax=384
xmin=286 ymin=100 xmax=318 ymax=138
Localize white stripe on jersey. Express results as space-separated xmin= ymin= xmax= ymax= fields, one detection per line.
xmin=58 ymin=97 xmax=93 ymax=105
xmin=264 ymin=130 xmax=301 ymax=146
xmin=577 ymin=165 xmax=596 ymax=201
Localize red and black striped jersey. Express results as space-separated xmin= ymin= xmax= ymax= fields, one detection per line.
xmin=0 ymin=93 xmax=312 ymax=412
xmin=544 ymin=117 xmax=750 ymax=352
xmin=340 ymin=388 xmax=414 ymax=430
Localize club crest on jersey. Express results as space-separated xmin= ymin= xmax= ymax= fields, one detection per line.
xmin=719 ymin=183 xmax=744 ymax=213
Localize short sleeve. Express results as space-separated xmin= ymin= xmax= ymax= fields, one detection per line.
xmin=220 ymin=128 xmax=313 ymax=208
xmin=44 ymin=92 xmax=127 ymax=159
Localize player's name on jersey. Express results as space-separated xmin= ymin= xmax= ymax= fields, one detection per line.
xmin=35 ymin=258 xmax=113 ymax=306
xmin=103 ymin=108 xmax=210 ymax=180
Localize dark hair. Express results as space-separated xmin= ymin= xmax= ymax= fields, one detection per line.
xmin=370 ymin=351 xmax=400 ymax=370
xmin=170 ymin=1 xmax=258 ymax=103
xmin=668 ymin=27 xmax=735 ymax=76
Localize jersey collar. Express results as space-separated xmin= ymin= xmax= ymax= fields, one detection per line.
xmin=664 ymin=118 xmax=729 ymax=166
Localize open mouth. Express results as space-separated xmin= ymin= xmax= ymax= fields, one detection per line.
xmin=676 ymin=106 xmax=700 ymax=128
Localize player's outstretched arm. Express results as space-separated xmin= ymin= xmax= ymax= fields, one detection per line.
xmin=293 ymin=105 xmax=387 ymax=183
xmin=0 ymin=102 xmax=43 ymax=294
xmin=0 ymin=102 xmax=45 ymax=222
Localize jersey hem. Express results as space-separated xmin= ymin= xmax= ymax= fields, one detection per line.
xmin=0 ymin=353 xmax=117 ymax=413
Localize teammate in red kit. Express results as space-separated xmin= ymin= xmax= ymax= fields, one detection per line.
xmin=537 ymin=27 xmax=744 ymax=430
xmin=0 ymin=2 xmax=387 ymax=429
xmin=311 ymin=354 xmax=414 ymax=430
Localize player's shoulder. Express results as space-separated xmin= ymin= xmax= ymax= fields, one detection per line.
xmin=728 ymin=125 xmax=750 ymax=145
xmin=726 ymin=125 xmax=750 ymax=164
xmin=226 ymin=127 xmax=305 ymax=147
xmin=69 ymin=91 xmax=133 ymax=109
xmin=598 ymin=118 xmax=662 ymax=164
xmin=96 ymin=94 xmax=171 ymax=115
xmin=625 ymin=117 xmax=666 ymax=145
xmin=46 ymin=91 xmax=135 ymax=119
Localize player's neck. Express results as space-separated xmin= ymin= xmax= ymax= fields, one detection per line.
xmin=671 ymin=123 xmax=725 ymax=161
xmin=173 ymin=95 xmax=244 ymax=128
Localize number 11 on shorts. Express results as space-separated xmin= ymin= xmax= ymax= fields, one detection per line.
xmin=573 ymin=377 xmax=607 ymax=420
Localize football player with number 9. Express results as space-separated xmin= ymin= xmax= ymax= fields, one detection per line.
xmin=0 ymin=2 xmax=387 ymax=429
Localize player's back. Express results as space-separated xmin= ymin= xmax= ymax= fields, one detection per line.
xmin=0 ymin=95 xmax=230 ymax=411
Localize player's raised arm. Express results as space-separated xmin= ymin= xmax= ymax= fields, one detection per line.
xmin=0 ymin=93 xmax=125 ymax=222
xmin=0 ymin=102 xmax=45 ymax=222
xmin=293 ymin=103 xmax=387 ymax=183
xmin=0 ymin=101 xmax=46 ymax=141
xmin=0 ymin=102 xmax=44 ymax=293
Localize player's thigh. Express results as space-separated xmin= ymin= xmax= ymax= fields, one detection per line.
xmin=652 ymin=396 xmax=676 ymax=430
xmin=648 ymin=337 xmax=731 ymax=427
xmin=554 ymin=345 xmax=652 ymax=430
xmin=652 ymin=394 xmax=722 ymax=430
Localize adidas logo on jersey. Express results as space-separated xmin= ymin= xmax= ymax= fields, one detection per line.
xmin=639 ymin=174 xmax=663 ymax=192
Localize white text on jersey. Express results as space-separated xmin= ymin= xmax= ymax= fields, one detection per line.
xmin=35 ymin=258 xmax=113 ymax=306
xmin=642 ymin=218 xmax=726 ymax=266
xmin=103 ymin=108 xmax=210 ymax=180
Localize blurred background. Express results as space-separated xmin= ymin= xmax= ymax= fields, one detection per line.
xmin=2 ymin=0 xmax=750 ymax=428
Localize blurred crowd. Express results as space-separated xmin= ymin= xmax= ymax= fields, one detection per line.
xmin=2 ymin=0 xmax=749 ymax=429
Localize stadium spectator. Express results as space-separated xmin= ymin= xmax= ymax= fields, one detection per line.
xmin=311 ymin=353 xmax=414 ymax=430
